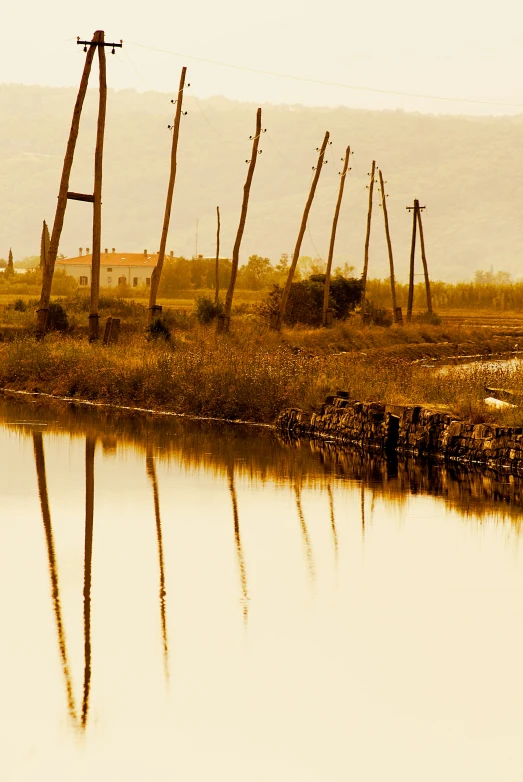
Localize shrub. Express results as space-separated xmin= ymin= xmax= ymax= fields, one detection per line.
xmin=195 ymin=295 xmax=223 ymax=324
xmin=147 ymin=317 xmax=172 ymax=342
xmin=309 ymin=273 xmax=363 ymax=319
xmin=46 ymin=301 xmax=69 ymax=332
xmin=13 ymin=299 xmax=27 ymax=312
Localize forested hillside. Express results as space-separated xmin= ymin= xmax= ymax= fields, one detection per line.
xmin=1 ymin=84 xmax=523 ymax=281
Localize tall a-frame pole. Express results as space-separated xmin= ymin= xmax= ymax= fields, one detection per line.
xmin=36 ymin=31 xmax=121 ymax=339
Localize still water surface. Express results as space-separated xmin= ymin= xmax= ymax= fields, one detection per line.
xmin=0 ymin=398 xmax=522 ymax=781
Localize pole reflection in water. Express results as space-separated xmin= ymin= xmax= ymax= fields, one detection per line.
xmin=146 ymin=448 xmax=170 ymax=680
xmin=227 ymin=462 xmax=249 ymax=623
xmin=82 ymin=436 xmax=95 ymax=729
xmin=294 ymin=482 xmax=315 ymax=582
xmin=32 ymin=432 xmax=77 ymax=726
xmin=360 ymin=482 xmax=366 ymax=536
xmin=327 ymin=483 xmax=339 ymax=564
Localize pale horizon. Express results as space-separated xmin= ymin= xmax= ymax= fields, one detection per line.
xmin=2 ymin=0 xmax=523 ymax=117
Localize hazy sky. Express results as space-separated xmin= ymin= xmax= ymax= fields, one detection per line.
xmin=2 ymin=0 xmax=523 ymax=115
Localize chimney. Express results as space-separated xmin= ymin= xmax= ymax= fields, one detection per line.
xmin=86 ymin=247 xmax=90 ymax=255
xmin=112 ymin=248 xmax=115 ymax=253
xmin=144 ymin=249 xmax=147 ymax=257
xmin=79 ymin=247 xmax=83 ymax=257
xmin=170 ymin=250 xmax=173 ymax=258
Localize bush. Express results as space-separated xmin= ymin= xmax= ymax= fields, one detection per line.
xmin=413 ymin=311 xmax=442 ymax=325
xmin=309 ymin=273 xmax=363 ymax=319
xmin=46 ymin=301 xmax=69 ymax=332
xmin=147 ymin=317 xmax=172 ymax=342
xmin=260 ymin=274 xmax=363 ymax=327
xmin=195 ymin=295 xmax=223 ymax=324
xmin=13 ymin=299 xmax=27 ymax=312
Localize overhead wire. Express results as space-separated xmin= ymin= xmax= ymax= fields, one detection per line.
xmin=125 ymin=39 xmax=523 ymax=109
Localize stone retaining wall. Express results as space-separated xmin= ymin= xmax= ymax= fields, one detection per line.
xmin=277 ymin=392 xmax=523 ymax=473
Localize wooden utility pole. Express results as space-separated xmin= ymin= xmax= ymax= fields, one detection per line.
xmin=273 ymin=131 xmax=330 ymax=331
xmin=36 ymin=31 xmax=122 ymax=338
xmin=360 ymin=160 xmax=376 ymax=322
xmin=378 ymin=169 xmax=399 ymax=322
xmin=215 ymin=206 xmax=220 ymax=305
xmin=322 ymin=145 xmax=351 ymax=327
xmin=417 ymin=208 xmax=433 ymax=314
xmin=89 ymin=34 xmax=107 ymax=342
xmin=146 ymin=450 xmax=169 ymax=679
xmin=33 ymin=432 xmax=77 ymax=725
xmin=221 ymin=108 xmax=263 ymax=333
xmin=82 ymin=436 xmax=95 ymax=729
xmin=406 ymin=199 xmax=426 ymax=322
xmin=40 ymin=220 xmax=50 ymax=269
xmin=149 ymin=66 xmax=187 ymax=321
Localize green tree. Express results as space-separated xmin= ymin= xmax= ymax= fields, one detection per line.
xmin=6 ymin=248 xmax=14 ymax=277
xmin=237 ymin=255 xmax=273 ymax=290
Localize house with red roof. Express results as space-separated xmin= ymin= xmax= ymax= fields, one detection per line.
xmin=55 ymin=247 xmax=167 ymax=289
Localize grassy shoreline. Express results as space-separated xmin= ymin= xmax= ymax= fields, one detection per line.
xmin=1 ymin=319 xmax=523 ymax=425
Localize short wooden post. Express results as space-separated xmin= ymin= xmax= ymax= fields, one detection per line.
xmin=89 ymin=34 xmax=107 ymax=343
xmin=417 ymin=208 xmax=433 ymax=314
xmin=215 ymin=205 xmax=220 ymax=305
xmin=36 ymin=32 xmax=100 ymax=337
xmin=323 ymin=145 xmax=351 ymax=327
xmin=407 ymin=199 xmax=418 ymax=323
xmin=222 ymin=108 xmax=263 ymax=332
xmin=378 ymin=169 xmax=399 ymax=322
xmin=361 ymin=160 xmax=376 ymax=322
xmin=274 ymin=130 xmax=330 ymax=331
xmin=103 ymin=316 xmax=121 ymax=345
xmin=40 ymin=220 xmax=50 ymax=269
xmin=149 ymin=66 xmax=187 ymax=322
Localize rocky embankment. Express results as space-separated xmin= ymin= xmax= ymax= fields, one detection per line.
xmin=277 ymin=392 xmax=523 ymax=473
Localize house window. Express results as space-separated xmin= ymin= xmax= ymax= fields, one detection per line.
xmin=107 ymin=277 xmax=112 ymax=284
xmin=107 ymin=267 xmax=113 ymax=272
xmin=146 ymin=277 xmax=151 ymax=287
xmin=79 ymin=276 xmax=88 ymax=286
xmin=133 ymin=277 xmax=138 ymax=287
xmin=118 ymin=276 xmax=127 ymax=285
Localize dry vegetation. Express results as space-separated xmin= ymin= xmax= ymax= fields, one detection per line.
xmin=1 ymin=292 xmax=523 ymax=425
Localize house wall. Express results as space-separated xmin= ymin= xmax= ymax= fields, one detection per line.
xmin=56 ymin=264 xmax=153 ymax=288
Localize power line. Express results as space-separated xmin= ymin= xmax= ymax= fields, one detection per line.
xmin=126 ymin=40 xmax=523 ymax=109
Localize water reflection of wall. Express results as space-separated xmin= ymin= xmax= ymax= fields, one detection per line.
xmin=2 ymin=395 xmax=522 ymax=524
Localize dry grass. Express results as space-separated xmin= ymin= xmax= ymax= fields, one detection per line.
xmin=1 ymin=315 xmax=523 ymax=425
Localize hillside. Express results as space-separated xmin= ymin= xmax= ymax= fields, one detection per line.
xmin=1 ymin=84 xmax=523 ymax=281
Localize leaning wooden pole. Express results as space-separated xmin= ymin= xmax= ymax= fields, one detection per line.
xmin=215 ymin=206 xmax=221 ymax=305
xmin=360 ymin=160 xmax=376 ymax=322
xmin=82 ymin=436 xmax=95 ymax=729
xmin=221 ymin=108 xmax=262 ymax=332
xmin=417 ymin=208 xmax=433 ymax=314
xmin=36 ymin=32 xmax=100 ymax=337
xmin=146 ymin=450 xmax=169 ymax=680
xmin=378 ymin=169 xmax=399 ymax=321
xmin=407 ymin=199 xmax=418 ymax=322
xmin=322 ymin=145 xmax=350 ymax=327
xmin=89 ymin=35 xmax=107 ymax=342
xmin=148 ymin=66 xmax=187 ymax=321
xmin=227 ymin=462 xmax=249 ymax=624
xmin=33 ymin=432 xmax=77 ymax=725
xmin=274 ymin=130 xmax=330 ymax=331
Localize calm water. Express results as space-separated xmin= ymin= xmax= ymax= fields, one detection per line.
xmin=1 ymin=397 xmax=522 ymax=781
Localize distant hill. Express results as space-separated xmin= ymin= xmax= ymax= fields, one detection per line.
xmin=1 ymin=84 xmax=523 ymax=281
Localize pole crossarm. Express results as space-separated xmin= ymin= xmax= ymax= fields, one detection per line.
xmin=77 ymin=38 xmax=122 ymax=49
